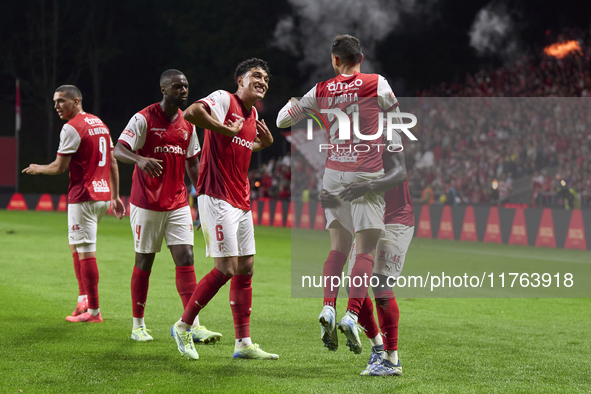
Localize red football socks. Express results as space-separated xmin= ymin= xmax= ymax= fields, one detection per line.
xmin=347 ymin=253 xmax=374 ymax=314
xmin=182 ymin=267 xmax=230 ymax=324
xmin=80 ymin=257 xmax=99 ymax=309
xmin=374 ymin=290 xmax=399 ymax=351
xmin=323 ymin=250 xmax=347 ymax=308
xmin=131 ymin=266 xmax=151 ymax=318
xmin=230 ymin=274 xmax=253 ymax=339
xmin=72 ymin=252 xmax=85 ymax=296
xmin=357 ymin=296 xmax=379 ymax=339
xmin=175 ymin=265 xmax=197 ymax=308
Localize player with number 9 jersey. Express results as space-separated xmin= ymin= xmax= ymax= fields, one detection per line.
xmin=58 ymin=113 xmax=114 ymax=203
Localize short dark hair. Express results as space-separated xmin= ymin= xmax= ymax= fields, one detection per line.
xmin=160 ymin=69 xmax=185 ymax=87
xmin=55 ymin=85 xmax=82 ymax=101
xmin=234 ymin=58 xmax=271 ymax=85
xmin=332 ymin=35 xmax=363 ymax=66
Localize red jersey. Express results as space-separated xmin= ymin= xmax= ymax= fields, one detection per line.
xmin=57 ymin=112 xmax=113 ymax=203
xmin=118 ymin=103 xmax=200 ymax=211
xmin=196 ymin=90 xmax=258 ymax=211
xmin=384 ymin=181 xmax=415 ymax=226
xmin=299 ymin=71 xmax=398 ymax=172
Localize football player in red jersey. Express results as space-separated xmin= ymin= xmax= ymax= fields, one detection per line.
xmin=170 ymin=58 xmax=278 ymax=360
xmin=321 ymin=129 xmax=413 ymax=376
xmin=277 ymin=35 xmax=400 ymax=356
xmin=114 ymin=70 xmax=221 ymax=344
xmin=23 ymin=85 xmax=125 ymax=323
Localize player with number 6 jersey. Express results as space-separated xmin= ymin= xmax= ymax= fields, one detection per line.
xmin=170 ymin=58 xmax=278 ymax=361
xmin=23 ymin=84 xmax=125 ymax=323
xmin=115 ymin=70 xmax=221 ymax=345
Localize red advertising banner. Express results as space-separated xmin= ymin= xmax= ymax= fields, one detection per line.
xmin=416 ymin=205 xmax=432 ymax=238
xmin=459 ymin=205 xmax=477 ymax=242
xmin=483 ymin=206 xmax=502 ymax=243
xmin=535 ymin=208 xmax=556 ymax=248
xmin=508 ymin=208 xmax=528 ymax=246
xmin=564 ymin=209 xmax=586 ymax=250
xmin=437 ymin=205 xmax=454 ymax=240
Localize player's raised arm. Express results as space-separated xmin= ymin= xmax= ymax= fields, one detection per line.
xmin=183 ymin=102 xmax=243 ymax=137
xmin=276 ymin=86 xmax=319 ymax=129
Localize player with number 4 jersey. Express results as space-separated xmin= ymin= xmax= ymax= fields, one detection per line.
xmin=115 ymin=70 xmax=221 ymax=345
xmin=23 ymin=84 xmax=125 ymax=323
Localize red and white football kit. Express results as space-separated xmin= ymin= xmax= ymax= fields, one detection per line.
xmin=348 ymin=141 xmax=415 ymax=353
xmin=180 ymin=90 xmax=263 ymax=345
xmin=195 ymin=90 xmax=258 ymax=258
xmin=57 ymin=112 xmax=113 ymax=249
xmin=118 ymin=102 xmax=200 ymax=322
xmin=118 ymin=103 xmax=200 ymax=254
xmin=57 ymin=111 xmax=113 ymax=312
xmin=277 ymin=72 xmax=399 ymax=314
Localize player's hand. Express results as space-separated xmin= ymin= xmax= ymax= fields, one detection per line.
xmin=256 ymin=119 xmax=273 ymax=147
xmin=339 ymin=181 xmax=372 ymax=202
xmin=137 ymin=157 xmax=163 ymax=178
xmin=111 ymin=197 xmax=125 ymax=220
xmin=318 ymin=189 xmax=340 ymax=209
xmin=225 ymin=118 xmax=244 ymax=136
xmin=22 ymin=164 xmax=41 ymax=175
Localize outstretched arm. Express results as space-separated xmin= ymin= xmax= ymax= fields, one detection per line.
xmin=22 ymin=155 xmax=71 ymax=175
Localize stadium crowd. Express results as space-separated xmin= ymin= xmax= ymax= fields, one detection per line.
xmin=264 ymin=27 xmax=591 ymax=209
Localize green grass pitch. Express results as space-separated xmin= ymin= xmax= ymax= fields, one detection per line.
xmin=0 ymin=210 xmax=590 ymax=393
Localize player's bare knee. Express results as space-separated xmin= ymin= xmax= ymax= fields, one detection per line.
xmin=135 ymin=253 xmax=155 ymax=271
xmin=237 ymin=255 xmax=254 ymax=275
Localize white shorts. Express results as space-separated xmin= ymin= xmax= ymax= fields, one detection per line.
xmin=348 ymin=223 xmax=414 ymax=279
xmin=198 ymin=195 xmax=256 ymax=258
xmin=68 ymin=201 xmax=110 ymax=252
xmin=322 ymin=168 xmax=386 ymax=236
xmin=129 ymin=204 xmax=194 ymax=254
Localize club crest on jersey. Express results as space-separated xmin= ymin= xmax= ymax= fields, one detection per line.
xmin=182 ymin=130 xmax=188 ymax=140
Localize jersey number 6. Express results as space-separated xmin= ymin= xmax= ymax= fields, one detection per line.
xmin=215 ymin=225 xmax=224 ymax=241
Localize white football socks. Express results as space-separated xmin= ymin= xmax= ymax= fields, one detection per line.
xmin=235 ymin=337 xmax=253 ymax=348
xmin=77 ymin=295 xmax=87 ymax=303
xmin=88 ymin=308 xmax=100 ymax=316
xmin=133 ymin=317 xmax=145 ymax=330
xmin=176 ymin=319 xmax=191 ymax=332
xmin=384 ymin=350 xmax=399 ymax=365
xmin=369 ymin=334 xmax=383 ymax=347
